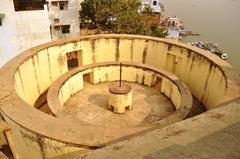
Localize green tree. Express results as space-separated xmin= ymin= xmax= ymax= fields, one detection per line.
xmin=150 ymin=24 xmax=167 ymax=38
xmin=80 ymin=0 xmax=96 ymax=28
xmin=80 ymin=0 xmax=146 ymax=33
xmin=80 ymin=0 xmax=166 ymax=37
xmin=142 ymin=4 xmax=153 ymax=15
xmin=112 ymin=0 xmax=150 ymax=34
xmin=80 ymin=0 xmax=116 ymax=29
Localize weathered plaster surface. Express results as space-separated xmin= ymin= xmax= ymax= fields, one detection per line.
xmin=0 ymin=1 xmax=51 ymax=67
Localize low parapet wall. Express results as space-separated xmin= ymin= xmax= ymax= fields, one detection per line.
xmin=47 ymin=62 xmax=192 ymax=124
xmin=0 ymin=34 xmax=238 ymax=159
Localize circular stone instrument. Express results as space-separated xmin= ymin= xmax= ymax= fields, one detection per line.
xmin=108 ymin=83 xmax=133 ymax=114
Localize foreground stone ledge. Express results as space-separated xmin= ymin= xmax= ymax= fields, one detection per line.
xmin=78 ymin=99 xmax=240 ymax=159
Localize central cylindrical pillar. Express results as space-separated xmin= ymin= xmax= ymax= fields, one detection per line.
xmin=108 ymin=84 xmax=133 ymax=114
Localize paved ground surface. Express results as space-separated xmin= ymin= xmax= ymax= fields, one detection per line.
xmin=59 ymin=82 xmax=176 ymax=128
xmin=77 ymin=99 xmax=240 ymax=159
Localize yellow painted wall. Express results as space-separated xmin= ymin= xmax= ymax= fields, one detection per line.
xmin=94 ymin=39 xmax=116 ymax=63
xmin=119 ymin=39 xmax=132 ymax=62
xmin=18 ymin=59 xmax=40 ymax=105
xmin=60 ymin=73 xmax=84 ymax=105
xmin=161 ymin=78 xmax=181 ymax=110
xmin=145 ymin=41 xmax=168 ymax=68
xmin=2 ymin=113 xmax=88 ymax=159
xmin=14 ymin=37 xmax=227 ymax=109
xmin=11 ymin=36 xmax=228 ymax=159
xmin=79 ymin=41 xmax=94 ymax=65
xmin=14 ymin=69 xmax=25 ymax=101
xmin=14 ymin=47 xmax=68 ymax=106
xmin=57 ymin=66 xmax=182 ymax=113
xmin=132 ymin=39 xmax=145 ymax=63
xmin=34 ymin=49 xmax=53 ymax=93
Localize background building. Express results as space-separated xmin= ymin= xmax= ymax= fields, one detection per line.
xmin=0 ymin=0 xmax=51 ymax=67
xmin=140 ymin=0 xmax=161 ymax=13
xmin=47 ymin=0 xmax=82 ymax=39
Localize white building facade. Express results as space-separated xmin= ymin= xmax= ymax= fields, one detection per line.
xmin=47 ymin=0 xmax=82 ymax=39
xmin=140 ymin=0 xmax=161 ymax=13
xmin=0 ymin=0 xmax=51 ymax=67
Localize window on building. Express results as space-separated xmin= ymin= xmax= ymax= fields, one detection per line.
xmin=54 ymin=19 xmax=60 ymax=23
xmin=54 ymin=26 xmax=60 ymax=31
xmin=13 ymin=0 xmax=46 ymax=11
xmin=59 ymin=1 xmax=68 ymax=10
xmin=0 ymin=14 xmax=4 ymax=26
xmin=51 ymin=1 xmax=58 ymax=7
xmin=66 ymin=51 xmax=78 ymax=70
xmin=53 ymin=25 xmax=70 ymax=35
xmin=50 ymin=26 xmax=53 ymax=38
xmin=61 ymin=25 xmax=70 ymax=34
xmin=153 ymin=1 xmax=157 ymax=6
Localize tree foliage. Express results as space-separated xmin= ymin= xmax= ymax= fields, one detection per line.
xmin=80 ymin=0 xmax=165 ymax=37
xmin=150 ymin=24 xmax=167 ymax=38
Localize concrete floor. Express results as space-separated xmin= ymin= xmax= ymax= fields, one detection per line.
xmin=59 ymin=82 xmax=176 ymax=128
xmin=77 ymin=99 xmax=240 ymax=159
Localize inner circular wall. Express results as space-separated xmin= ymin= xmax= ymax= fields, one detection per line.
xmin=47 ymin=62 xmax=192 ymax=128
